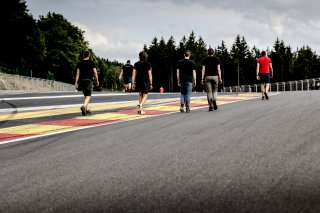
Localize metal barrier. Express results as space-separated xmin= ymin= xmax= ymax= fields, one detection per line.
xmin=222 ymin=78 xmax=320 ymax=93
xmin=0 ymin=72 xmax=75 ymax=91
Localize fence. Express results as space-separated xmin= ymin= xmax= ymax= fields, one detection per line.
xmin=222 ymin=78 xmax=320 ymax=93
xmin=0 ymin=72 xmax=75 ymax=91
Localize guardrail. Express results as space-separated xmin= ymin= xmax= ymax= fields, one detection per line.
xmin=0 ymin=72 xmax=75 ymax=91
xmin=222 ymin=78 xmax=320 ymax=93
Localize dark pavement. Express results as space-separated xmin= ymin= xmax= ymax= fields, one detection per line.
xmin=0 ymin=91 xmax=320 ymax=212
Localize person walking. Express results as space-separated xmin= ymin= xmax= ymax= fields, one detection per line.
xmin=75 ymin=50 xmax=99 ymax=115
xmin=201 ymin=48 xmax=222 ymax=111
xmin=119 ymin=60 xmax=134 ymax=92
xmin=132 ymin=51 xmax=153 ymax=115
xmin=177 ymin=50 xmax=196 ymax=113
xmin=256 ymin=50 xmax=273 ymax=100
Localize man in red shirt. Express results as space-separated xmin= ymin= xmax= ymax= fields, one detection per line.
xmin=256 ymin=51 xmax=273 ymax=100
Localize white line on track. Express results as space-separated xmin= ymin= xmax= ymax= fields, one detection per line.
xmin=0 ymin=93 xmax=131 ymax=101
xmin=0 ymin=97 xmax=190 ymax=113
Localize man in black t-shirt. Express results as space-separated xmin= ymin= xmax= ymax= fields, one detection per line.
xmin=119 ymin=60 xmax=133 ymax=92
xmin=177 ymin=50 xmax=196 ymax=113
xmin=75 ymin=50 xmax=99 ymax=116
xmin=132 ymin=51 xmax=153 ymax=115
xmin=201 ymin=48 xmax=222 ymax=111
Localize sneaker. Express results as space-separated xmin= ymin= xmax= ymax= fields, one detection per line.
xmin=180 ymin=105 xmax=184 ymax=113
xmin=137 ymin=104 xmax=141 ymax=113
xmin=86 ymin=109 xmax=92 ymax=115
xmin=140 ymin=109 xmax=145 ymax=115
xmin=264 ymin=92 xmax=269 ymax=100
xmin=137 ymin=104 xmax=145 ymax=115
xmin=209 ymin=106 xmax=213 ymax=111
xmin=262 ymin=96 xmax=265 ymax=100
xmin=186 ymin=106 xmax=190 ymax=113
xmin=213 ymin=101 xmax=218 ymax=110
xmin=80 ymin=106 xmax=86 ymax=116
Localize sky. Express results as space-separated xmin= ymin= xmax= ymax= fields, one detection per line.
xmin=26 ymin=0 xmax=320 ymax=63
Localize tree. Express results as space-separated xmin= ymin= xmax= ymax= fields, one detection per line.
xmin=156 ymin=37 xmax=167 ymax=91
xmin=230 ymin=35 xmax=251 ymax=88
xmin=96 ymin=57 xmax=108 ymax=89
xmin=165 ymin=36 xmax=177 ymax=92
xmin=293 ymin=46 xmax=319 ymax=80
xmin=98 ymin=58 xmax=122 ymax=91
xmin=37 ymin=12 xmax=88 ymax=83
xmin=146 ymin=37 xmax=160 ymax=91
xmin=193 ymin=36 xmax=207 ymax=91
xmin=215 ymin=41 xmax=231 ymax=87
xmin=105 ymin=65 xmax=121 ymax=91
xmin=0 ymin=0 xmax=45 ymax=75
xmin=270 ymin=38 xmax=286 ymax=82
xmin=185 ymin=31 xmax=197 ymax=53
xmin=177 ymin=36 xmax=187 ymax=59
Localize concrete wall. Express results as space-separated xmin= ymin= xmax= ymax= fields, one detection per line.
xmin=0 ymin=72 xmax=75 ymax=91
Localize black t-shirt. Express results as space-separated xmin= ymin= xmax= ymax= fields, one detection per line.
xmin=202 ymin=56 xmax=220 ymax=76
xmin=177 ymin=59 xmax=196 ymax=83
xmin=134 ymin=61 xmax=152 ymax=83
xmin=76 ymin=60 xmax=96 ymax=80
xmin=122 ymin=64 xmax=133 ymax=79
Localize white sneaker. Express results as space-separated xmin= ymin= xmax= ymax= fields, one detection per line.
xmin=137 ymin=104 xmax=142 ymax=113
xmin=140 ymin=109 xmax=145 ymax=115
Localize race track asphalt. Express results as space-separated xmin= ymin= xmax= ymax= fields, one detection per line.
xmin=0 ymin=91 xmax=320 ymax=213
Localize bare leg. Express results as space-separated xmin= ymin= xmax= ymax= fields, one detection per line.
xmin=84 ymin=96 xmax=91 ymax=108
xmin=139 ymin=92 xmax=143 ymax=105
xmin=138 ymin=92 xmax=148 ymax=114
xmin=264 ymin=83 xmax=270 ymax=100
xmin=80 ymin=96 xmax=91 ymax=115
xmin=136 ymin=92 xmax=144 ymax=112
xmin=265 ymin=83 xmax=270 ymax=94
xmin=124 ymin=84 xmax=128 ymax=92
xmin=261 ymin=83 xmax=265 ymax=97
xmin=140 ymin=93 xmax=148 ymax=106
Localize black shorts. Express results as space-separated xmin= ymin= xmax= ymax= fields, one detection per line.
xmin=123 ymin=77 xmax=132 ymax=84
xmin=135 ymin=82 xmax=150 ymax=94
xmin=259 ymin=73 xmax=270 ymax=83
xmin=79 ymin=79 xmax=93 ymax=96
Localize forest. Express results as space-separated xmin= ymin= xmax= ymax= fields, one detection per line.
xmin=1 ymin=0 xmax=320 ymax=92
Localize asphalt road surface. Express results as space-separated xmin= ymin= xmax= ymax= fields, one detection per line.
xmin=0 ymin=91 xmax=206 ymax=109
xmin=0 ymin=91 xmax=320 ymax=213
